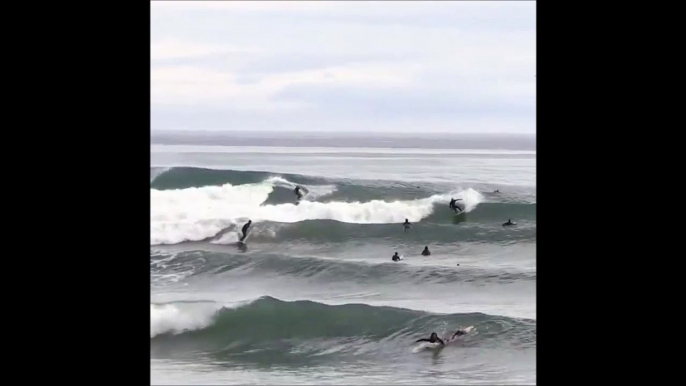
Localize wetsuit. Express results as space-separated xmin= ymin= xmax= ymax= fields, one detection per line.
xmin=416 ymin=334 xmax=445 ymax=345
xmin=392 ymin=253 xmax=401 ymax=262
xmin=240 ymin=221 xmax=251 ymax=241
xmin=295 ymin=187 xmax=303 ymax=200
xmin=451 ymin=330 xmax=467 ymax=339
xmin=422 ymin=248 xmax=431 ymax=256
xmin=450 ymin=199 xmax=463 ymax=213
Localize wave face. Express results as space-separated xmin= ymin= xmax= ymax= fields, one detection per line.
xmin=150 ymin=143 xmax=536 ymax=385
xmin=151 ymin=297 xmax=535 ymax=356
xmin=150 ymin=167 xmax=495 ymax=245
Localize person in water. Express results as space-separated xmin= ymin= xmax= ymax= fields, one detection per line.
xmin=403 ymin=219 xmax=412 ymax=232
xmin=240 ymin=220 xmax=252 ymax=241
xmin=503 ymin=219 xmax=515 ymax=226
xmin=392 ymin=252 xmax=401 ymax=262
xmin=421 ymin=246 xmax=431 ymax=256
xmin=415 ymin=332 xmax=444 ymax=345
xmin=494 ymin=189 xmax=500 ymax=193
xmin=451 ymin=329 xmax=468 ymax=339
xmin=449 ymin=198 xmax=463 ymax=213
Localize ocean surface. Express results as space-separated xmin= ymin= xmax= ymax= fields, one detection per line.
xmin=150 ymin=132 xmax=536 ymax=385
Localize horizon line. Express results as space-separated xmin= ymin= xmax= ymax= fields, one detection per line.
xmin=151 ymin=129 xmax=536 ymax=137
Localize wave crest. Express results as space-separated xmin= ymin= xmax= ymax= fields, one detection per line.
xmin=151 ymin=177 xmax=484 ymax=245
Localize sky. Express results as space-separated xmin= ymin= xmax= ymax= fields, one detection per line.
xmin=151 ymin=1 xmax=536 ymax=134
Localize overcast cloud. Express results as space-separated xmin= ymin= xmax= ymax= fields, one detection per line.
xmin=151 ymin=1 xmax=536 ymax=134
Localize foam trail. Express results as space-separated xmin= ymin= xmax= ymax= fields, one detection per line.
xmin=266 ymin=176 xmax=337 ymax=200
xmin=211 ymin=227 xmax=276 ymax=245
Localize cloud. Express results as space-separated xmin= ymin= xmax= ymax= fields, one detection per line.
xmin=152 ymin=60 xmax=418 ymax=110
xmin=151 ymin=1 xmax=536 ymax=133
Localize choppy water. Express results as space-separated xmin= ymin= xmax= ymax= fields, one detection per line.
xmin=150 ymin=133 xmax=536 ymax=385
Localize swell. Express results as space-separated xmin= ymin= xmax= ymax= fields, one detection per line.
xmin=150 ymin=166 xmax=534 ymax=244
xmin=204 ymin=200 xmax=535 ymax=246
xmin=151 ymin=181 xmax=485 ymax=245
xmin=151 ymin=251 xmax=536 ymax=287
xmin=151 ymin=166 xmax=329 ymax=190
xmin=151 ymin=167 xmax=535 ymax=200
xmin=150 ymin=297 xmax=536 ymax=353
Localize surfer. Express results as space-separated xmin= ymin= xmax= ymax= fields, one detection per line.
xmin=403 ymin=219 xmax=412 ymax=232
xmin=240 ymin=220 xmax=252 ymax=242
xmin=494 ymin=189 xmax=500 ymax=193
xmin=503 ymin=219 xmax=515 ymax=227
xmin=392 ymin=252 xmax=401 ymax=262
xmin=449 ymin=198 xmax=463 ymax=213
xmin=421 ymin=246 xmax=431 ymax=256
xmin=415 ymin=332 xmax=444 ymax=346
xmin=294 ymin=186 xmax=305 ymax=200
xmin=450 ymin=329 xmax=468 ymax=339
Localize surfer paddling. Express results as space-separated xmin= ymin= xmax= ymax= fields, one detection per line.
xmin=415 ymin=332 xmax=444 ymax=345
xmin=415 ymin=328 xmax=470 ymax=346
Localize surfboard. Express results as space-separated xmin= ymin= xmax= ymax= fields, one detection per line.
xmin=237 ymin=231 xmax=251 ymax=245
xmin=412 ymin=326 xmax=474 ymax=353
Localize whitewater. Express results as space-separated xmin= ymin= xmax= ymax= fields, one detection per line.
xmin=151 ymin=175 xmax=484 ymax=245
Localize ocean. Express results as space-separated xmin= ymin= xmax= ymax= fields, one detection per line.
xmin=150 ymin=132 xmax=536 ymax=385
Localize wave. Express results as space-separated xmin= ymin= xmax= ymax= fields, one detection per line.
xmin=150 ymin=167 xmax=535 ymax=199
xmin=151 ymin=301 xmax=222 ymax=338
xmin=151 ymin=250 xmax=536 ymax=287
xmin=150 ymin=297 xmax=536 ymax=353
xmin=150 ymin=167 xmax=170 ymax=183
xmin=150 ymin=175 xmax=484 ymax=245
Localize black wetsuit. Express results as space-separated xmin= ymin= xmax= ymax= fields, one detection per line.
xmin=449 ymin=199 xmax=463 ymax=213
xmin=240 ymin=222 xmax=251 ymax=241
xmin=392 ymin=253 xmax=401 ymax=262
xmin=451 ymin=330 xmax=467 ymax=339
xmin=422 ymin=248 xmax=431 ymax=256
xmin=416 ymin=334 xmax=444 ymax=345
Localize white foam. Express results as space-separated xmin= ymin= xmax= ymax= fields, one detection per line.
xmin=210 ymin=227 xmax=277 ymax=245
xmin=150 ymin=302 xmax=222 ymax=338
xmin=265 ymin=176 xmax=337 ymax=200
xmin=150 ymin=182 xmax=273 ymax=245
xmin=151 ymin=179 xmax=484 ymax=245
